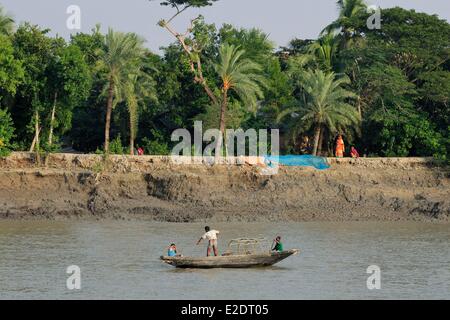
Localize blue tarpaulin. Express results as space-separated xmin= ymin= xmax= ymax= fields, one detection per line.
xmin=264 ymin=155 xmax=331 ymax=170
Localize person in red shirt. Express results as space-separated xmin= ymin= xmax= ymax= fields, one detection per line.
xmin=350 ymin=146 xmax=360 ymax=158
xmin=137 ymin=147 xmax=144 ymax=156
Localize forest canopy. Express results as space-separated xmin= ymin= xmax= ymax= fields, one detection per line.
xmin=0 ymin=1 xmax=449 ymax=160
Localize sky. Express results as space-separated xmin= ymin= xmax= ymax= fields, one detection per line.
xmin=1 ymin=0 xmax=449 ymax=53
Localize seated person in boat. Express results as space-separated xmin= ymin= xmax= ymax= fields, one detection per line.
xmin=272 ymin=236 xmax=284 ymax=252
xmin=167 ymin=243 xmax=180 ymax=257
xmin=196 ymin=226 xmax=220 ymax=257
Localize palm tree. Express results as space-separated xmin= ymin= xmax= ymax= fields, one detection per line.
xmin=214 ymin=44 xmax=267 ymax=155
xmin=0 ymin=6 xmax=14 ymax=35
xmin=278 ymin=70 xmax=360 ymax=156
xmin=322 ymin=0 xmax=367 ymax=49
xmin=308 ymin=32 xmax=339 ymax=72
xmin=100 ymin=28 xmax=146 ymax=153
xmin=121 ymin=69 xmax=156 ymax=155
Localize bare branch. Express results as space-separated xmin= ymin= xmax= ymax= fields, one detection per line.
xmin=167 ymin=4 xmax=191 ymax=24
xmin=158 ymin=6 xmax=219 ymax=106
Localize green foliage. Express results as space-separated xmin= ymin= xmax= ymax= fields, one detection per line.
xmin=45 ymin=42 xmax=92 ymax=147
xmin=219 ymin=25 xmax=275 ymax=64
xmin=0 ymin=2 xmax=448 ymax=159
xmin=109 ymin=135 xmax=124 ymax=154
xmin=322 ymin=0 xmax=367 ymax=49
xmin=368 ymin=107 xmax=444 ymax=157
xmin=307 ymin=32 xmax=339 ymax=72
xmin=9 ymin=24 xmax=53 ymax=146
xmin=98 ymin=28 xmax=149 ymax=152
xmin=99 ymin=29 xmax=147 ymax=108
xmin=417 ymin=71 xmax=450 ymax=129
xmin=92 ymin=160 xmax=105 ymax=173
xmin=339 ymin=7 xmax=450 ymax=158
xmin=142 ymin=136 xmax=170 ymax=155
xmin=197 ymin=99 xmax=248 ymax=130
xmin=158 ymin=0 xmax=218 ymax=8
xmin=278 ymin=70 xmax=360 ymax=154
xmin=120 ymin=59 xmax=158 ymax=154
xmin=0 ymin=5 xmax=14 ymax=35
xmin=0 ymin=108 xmax=14 ymax=156
xmin=214 ymin=43 xmax=267 ymax=112
xmin=0 ymin=34 xmax=24 ymax=100
xmin=69 ymin=28 xmax=106 ymax=152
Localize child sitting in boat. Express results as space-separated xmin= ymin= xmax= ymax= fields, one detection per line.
xmin=272 ymin=236 xmax=284 ymax=252
xmin=167 ymin=243 xmax=178 ymax=257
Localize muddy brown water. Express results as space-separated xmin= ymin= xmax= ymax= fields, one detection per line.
xmin=0 ymin=221 xmax=449 ymax=299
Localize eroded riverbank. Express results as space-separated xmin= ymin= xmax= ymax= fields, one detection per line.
xmin=0 ymin=153 xmax=449 ymax=222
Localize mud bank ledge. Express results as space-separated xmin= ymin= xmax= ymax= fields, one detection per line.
xmin=0 ymin=153 xmax=449 ymax=222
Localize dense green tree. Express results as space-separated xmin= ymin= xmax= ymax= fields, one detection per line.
xmin=0 ymin=5 xmax=14 ymax=35
xmin=0 ymin=108 xmax=14 ymax=156
xmin=6 ymin=27 xmax=90 ymax=152
xmin=10 ymin=24 xmax=53 ymax=151
xmin=46 ymin=42 xmax=91 ymax=148
xmin=367 ymin=106 xmax=443 ymax=157
xmin=418 ymin=71 xmax=450 ymax=130
xmin=0 ymin=34 xmax=24 ymax=101
xmin=340 ymin=7 xmax=450 ymax=157
xmin=69 ymin=28 xmax=106 ymax=152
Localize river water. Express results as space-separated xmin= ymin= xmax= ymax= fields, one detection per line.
xmin=0 ymin=221 xmax=448 ymax=300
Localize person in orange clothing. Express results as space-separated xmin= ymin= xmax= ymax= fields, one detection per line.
xmin=335 ymin=135 xmax=345 ymax=158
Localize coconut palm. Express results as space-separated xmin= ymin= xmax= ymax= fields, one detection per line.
xmin=322 ymin=0 xmax=367 ymax=49
xmin=214 ymin=43 xmax=267 ymax=154
xmin=0 ymin=6 xmax=14 ymax=35
xmin=120 ymin=69 xmax=157 ymax=155
xmin=308 ymin=32 xmax=339 ymax=72
xmin=278 ymin=70 xmax=360 ymax=156
xmin=99 ymin=28 xmax=146 ymax=153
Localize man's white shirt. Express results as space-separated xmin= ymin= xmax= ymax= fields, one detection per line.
xmin=202 ymin=230 xmax=220 ymax=240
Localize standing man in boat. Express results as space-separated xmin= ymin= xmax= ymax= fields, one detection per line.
xmin=197 ymin=226 xmax=220 ymax=257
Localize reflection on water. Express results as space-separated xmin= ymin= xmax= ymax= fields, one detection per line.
xmin=0 ymin=221 xmax=449 ymax=300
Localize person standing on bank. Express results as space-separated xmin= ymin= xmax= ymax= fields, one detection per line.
xmin=335 ymin=135 xmax=345 ymax=158
xmin=197 ymin=226 xmax=220 ymax=257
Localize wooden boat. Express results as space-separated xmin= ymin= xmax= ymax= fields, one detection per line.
xmin=160 ymin=238 xmax=300 ymax=269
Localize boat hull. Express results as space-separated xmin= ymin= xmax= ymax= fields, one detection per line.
xmin=160 ymin=249 xmax=299 ymax=268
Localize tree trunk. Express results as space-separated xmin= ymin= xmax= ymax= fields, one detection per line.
xmin=29 ymin=127 xmax=40 ymax=152
xmin=104 ymin=77 xmax=114 ymax=153
xmin=30 ymin=111 xmax=40 ymax=152
xmin=312 ymin=126 xmax=321 ymax=156
xmin=357 ymin=96 xmax=362 ymax=120
xmin=317 ymin=127 xmax=324 ymax=156
xmin=129 ymin=117 xmax=135 ymax=156
xmin=216 ymin=90 xmax=228 ymax=160
xmin=48 ymin=92 xmax=58 ymax=146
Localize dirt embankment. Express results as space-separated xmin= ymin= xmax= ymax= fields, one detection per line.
xmin=0 ymin=153 xmax=449 ymax=222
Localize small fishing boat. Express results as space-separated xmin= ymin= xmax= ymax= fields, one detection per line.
xmin=160 ymin=238 xmax=300 ymax=269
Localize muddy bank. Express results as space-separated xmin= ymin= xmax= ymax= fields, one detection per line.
xmin=0 ymin=153 xmax=449 ymax=222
